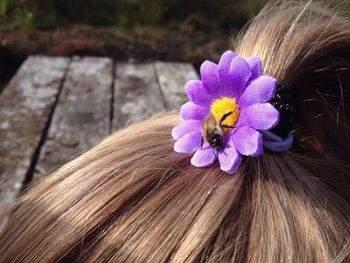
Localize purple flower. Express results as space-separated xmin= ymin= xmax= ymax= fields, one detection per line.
xmin=172 ymin=51 xmax=280 ymax=174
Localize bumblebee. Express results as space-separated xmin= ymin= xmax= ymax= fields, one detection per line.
xmin=201 ymin=109 xmax=237 ymax=150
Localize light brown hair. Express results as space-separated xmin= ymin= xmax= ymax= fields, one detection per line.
xmin=1 ymin=1 xmax=350 ymax=262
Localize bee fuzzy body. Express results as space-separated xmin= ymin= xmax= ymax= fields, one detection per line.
xmin=201 ymin=108 xmax=238 ymax=150
xmin=201 ymin=113 xmax=225 ymax=150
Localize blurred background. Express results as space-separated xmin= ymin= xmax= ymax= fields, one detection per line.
xmin=0 ymin=0 xmax=269 ymax=93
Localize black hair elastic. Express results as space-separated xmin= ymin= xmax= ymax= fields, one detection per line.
xmin=268 ymin=84 xmax=296 ymax=139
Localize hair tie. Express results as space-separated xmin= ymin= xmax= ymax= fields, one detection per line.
xmin=263 ymin=84 xmax=296 ymax=152
xmin=172 ymin=50 xmax=295 ymax=174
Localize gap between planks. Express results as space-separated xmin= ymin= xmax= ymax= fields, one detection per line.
xmin=0 ymin=56 xmax=70 ymax=229
xmin=34 ymin=57 xmax=113 ymax=180
xmin=0 ymin=57 xmax=198 ymax=230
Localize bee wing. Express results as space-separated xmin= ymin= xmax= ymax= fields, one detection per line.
xmin=202 ymin=113 xmax=217 ymax=132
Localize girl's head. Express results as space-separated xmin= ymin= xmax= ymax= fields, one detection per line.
xmin=1 ymin=1 xmax=350 ymax=262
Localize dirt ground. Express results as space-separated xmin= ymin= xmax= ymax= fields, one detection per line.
xmin=0 ymin=26 xmax=234 ymax=93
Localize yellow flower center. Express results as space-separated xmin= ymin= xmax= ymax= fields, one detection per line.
xmin=210 ymin=97 xmax=240 ymax=134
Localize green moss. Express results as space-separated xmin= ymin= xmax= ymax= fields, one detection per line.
xmin=0 ymin=0 xmax=7 ymax=16
xmin=3 ymin=0 xmax=269 ymax=29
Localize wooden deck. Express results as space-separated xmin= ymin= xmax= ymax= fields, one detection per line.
xmin=0 ymin=56 xmax=198 ymax=227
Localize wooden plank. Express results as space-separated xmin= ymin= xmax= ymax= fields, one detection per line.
xmin=155 ymin=62 xmax=198 ymax=109
xmin=0 ymin=56 xmax=69 ymax=225
xmin=112 ymin=63 xmax=164 ymax=131
xmin=34 ymin=57 xmax=113 ymax=179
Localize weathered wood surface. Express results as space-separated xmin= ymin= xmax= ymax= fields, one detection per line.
xmin=0 ymin=56 xmax=69 ymax=225
xmin=112 ymin=63 xmax=165 ymax=131
xmin=34 ymin=57 xmax=113 ymax=179
xmin=155 ymin=62 xmax=198 ymax=109
xmin=0 ymin=56 xmax=199 ymax=230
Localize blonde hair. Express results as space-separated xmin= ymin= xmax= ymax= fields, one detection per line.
xmin=1 ymin=1 xmax=350 ymax=262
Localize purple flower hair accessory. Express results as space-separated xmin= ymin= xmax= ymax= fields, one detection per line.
xmin=172 ymin=50 xmax=292 ymax=174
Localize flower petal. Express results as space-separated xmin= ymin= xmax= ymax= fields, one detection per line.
xmin=200 ymin=60 xmax=221 ymax=98
xmin=237 ymin=103 xmax=280 ymax=130
xmin=261 ymin=130 xmax=283 ymax=142
xmin=231 ymin=126 xmax=262 ymax=157
xmin=174 ymin=132 xmax=202 ymax=153
xmin=218 ymin=146 xmax=242 ymax=174
xmin=246 ymin=56 xmax=262 ymax=80
xmin=185 ymin=80 xmax=212 ymax=107
xmin=263 ymin=133 xmax=293 ymax=152
xmin=191 ymin=147 xmax=217 ymax=167
xmin=239 ymin=75 xmax=277 ymax=107
xmin=180 ymin=102 xmax=209 ymax=121
xmin=229 ymin=56 xmax=252 ymax=99
xmin=218 ymin=50 xmax=236 ymax=97
xmin=172 ymin=120 xmax=202 ymax=140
